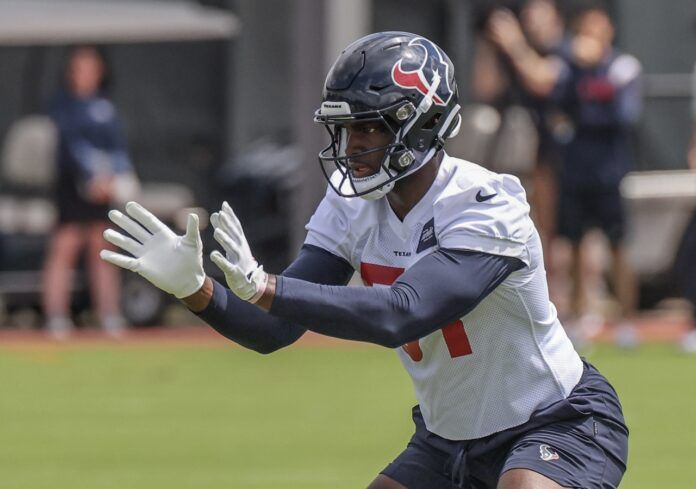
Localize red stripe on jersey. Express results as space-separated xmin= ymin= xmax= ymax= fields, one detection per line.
xmin=360 ymin=262 xmax=423 ymax=361
xmin=359 ymin=261 xmax=472 ymax=361
xmin=442 ymin=320 xmax=473 ymax=357
xmin=402 ymin=341 xmax=424 ymax=362
xmin=360 ymin=262 xmax=404 ymax=286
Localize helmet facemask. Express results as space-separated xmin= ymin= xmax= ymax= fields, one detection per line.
xmin=315 ymin=97 xmax=461 ymax=200
xmin=316 ymin=102 xmax=415 ymax=200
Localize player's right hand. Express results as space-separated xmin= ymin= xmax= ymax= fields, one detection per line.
xmin=100 ymin=201 xmax=206 ymax=299
xmin=209 ymin=201 xmax=268 ymax=303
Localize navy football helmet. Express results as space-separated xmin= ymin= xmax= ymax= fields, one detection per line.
xmin=314 ymin=31 xmax=461 ymax=200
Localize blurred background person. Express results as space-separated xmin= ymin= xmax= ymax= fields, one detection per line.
xmin=676 ymin=59 xmax=696 ymax=352
xmin=485 ymin=0 xmax=568 ymax=269
xmin=689 ymin=60 xmax=696 ymax=171
xmin=553 ymin=1 xmax=642 ymax=345
xmin=42 ymin=46 xmax=133 ymax=339
xmin=471 ymin=1 xmax=523 ymax=109
xmin=488 ymin=0 xmax=643 ymax=346
xmin=468 ymin=0 xmax=540 ymax=187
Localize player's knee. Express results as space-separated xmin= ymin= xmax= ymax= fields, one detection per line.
xmin=497 ymin=468 xmax=565 ymax=489
xmin=366 ymin=474 xmax=408 ymax=489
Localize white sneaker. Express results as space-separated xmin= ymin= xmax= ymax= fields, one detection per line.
xmin=102 ymin=315 xmax=127 ymax=339
xmin=680 ymin=330 xmax=696 ymax=353
xmin=46 ymin=316 xmax=75 ymax=341
xmin=614 ymin=321 xmax=639 ymax=349
xmin=565 ymin=314 xmax=602 ymax=351
xmin=578 ymin=313 xmax=604 ymax=339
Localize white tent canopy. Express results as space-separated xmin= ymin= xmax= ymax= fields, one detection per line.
xmin=0 ymin=0 xmax=240 ymax=45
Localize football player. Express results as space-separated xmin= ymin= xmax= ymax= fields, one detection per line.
xmin=101 ymin=32 xmax=628 ymax=489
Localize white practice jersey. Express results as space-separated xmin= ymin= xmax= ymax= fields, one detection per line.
xmin=305 ymin=155 xmax=583 ymax=440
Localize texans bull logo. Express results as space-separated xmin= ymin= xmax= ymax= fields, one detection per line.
xmin=391 ymin=38 xmax=453 ymax=107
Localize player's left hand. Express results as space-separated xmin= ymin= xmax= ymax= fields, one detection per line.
xmin=100 ymin=201 xmax=206 ymax=299
xmin=210 ymin=201 xmax=268 ymax=303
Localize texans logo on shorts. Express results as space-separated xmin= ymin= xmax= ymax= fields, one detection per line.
xmin=391 ymin=38 xmax=453 ymax=107
xmin=539 ymin=444 xmax=560 ymax=461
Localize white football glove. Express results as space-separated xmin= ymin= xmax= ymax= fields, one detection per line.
xmin=100 ymin=201 xmax=205 ymax=299
xmin=209 ymin=201 xmax=268 ymax=303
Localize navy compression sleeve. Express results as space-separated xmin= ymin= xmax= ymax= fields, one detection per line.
xmin=197 ymin=244 xmax=353 ymax=353
xmin=270 ymin=249 xmax=524 ymax=348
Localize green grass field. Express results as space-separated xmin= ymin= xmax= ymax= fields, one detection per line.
xmin=1 ymin=343 xmax=695 ymax=488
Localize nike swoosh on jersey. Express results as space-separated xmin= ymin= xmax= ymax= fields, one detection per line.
xmin=475 ymin=190 xmax=497 ymax=202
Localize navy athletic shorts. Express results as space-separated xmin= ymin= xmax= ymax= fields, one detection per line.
xmin=557 ymin=184 xmax=625 ymax=244
xmin=380 ymin=361 xmax=628 ymax=489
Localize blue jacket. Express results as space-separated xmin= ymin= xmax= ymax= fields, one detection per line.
xmin=49 ymin=90 xmax=132 ymax=182
xmin=553 ymin=49 xmax=642 ymax=187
